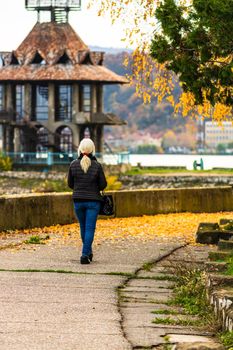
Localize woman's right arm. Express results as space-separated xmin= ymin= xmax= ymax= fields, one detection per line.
xmin=67 ymin=166 xmax=74 ymax=189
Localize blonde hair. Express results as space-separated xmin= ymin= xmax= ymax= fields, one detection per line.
xmin=78 ymin=138 xmax=96 ymax=173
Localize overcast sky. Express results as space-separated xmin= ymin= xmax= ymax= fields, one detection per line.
xmin=0 ymin=0 xmax=128 ymax=51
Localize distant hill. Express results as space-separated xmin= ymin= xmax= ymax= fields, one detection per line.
xmin=91 ymin=47 xmax=197 ymax=149
xmin=90 ymin=46 xmax=132 ymax=55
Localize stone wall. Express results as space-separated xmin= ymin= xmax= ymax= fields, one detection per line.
xmin=120 ymin=174 xmax=233 ymax=189
xmin=0 ymin=186 xmax=233 ymax=230
xmin=207 ymin=274 xmax=233 ymax=332
xmin=114 ymin=187 xmax=233 ymax=217
xmin=0 ymin=193 xmax=75 ymax=230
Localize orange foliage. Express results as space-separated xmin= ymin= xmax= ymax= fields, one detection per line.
xmin=88 ymin=0 xmax=232 ymax=122
xmin=8 ymin=212 xmax=233 ymax=248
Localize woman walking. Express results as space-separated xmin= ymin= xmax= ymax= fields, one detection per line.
xmin=67 ymin=138 xmax=107 ymax=264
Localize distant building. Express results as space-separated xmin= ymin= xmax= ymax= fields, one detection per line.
xmin=205 ymin=121 xmax=233 ymax=148
xmin=0 ymin=0 xmax=127 ymax=155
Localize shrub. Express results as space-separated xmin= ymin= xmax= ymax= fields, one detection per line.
xmin=106 ymin=176 xmax=122 ymax=191
xmin=0 ymin=153 xmax=12 ymax=171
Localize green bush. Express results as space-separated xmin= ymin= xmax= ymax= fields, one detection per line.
xmin=0 ymin=153 xmax=12 ymax=171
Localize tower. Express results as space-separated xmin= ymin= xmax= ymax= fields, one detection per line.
xmin=0 ymin=0 xmax=127 ymax=157
xmin=25 ymin=0 xmax=82 ymax=23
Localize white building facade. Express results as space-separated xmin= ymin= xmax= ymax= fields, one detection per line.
xmin=205 ymin=121 xmax=233 ymax=148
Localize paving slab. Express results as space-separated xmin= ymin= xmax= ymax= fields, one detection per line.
xmin=167 ymin=334 xmax=215 ymax=343
xmin=0 ymin=233 xmax=183 ymax=350
xmin=120 ymin=245 xmax=219 ymax=349
xmin=0 ymin=241 xmax=181 ymax=274
xmin=127 ymin=278 xmax=175 ymax=289
xmin=0 ymin=232 xmax=220 ymax=349
xmin=0 ymin=272 xmax=129 ymax=350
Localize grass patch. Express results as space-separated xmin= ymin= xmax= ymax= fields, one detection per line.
xmin=225 ymin=264 xmax=233 ymax=275
xmin=25 ymin=235 xmax=50 ymax=244
xmin=218 ymin=331 xmax=233 ymax=347
xmin=105 ymin=272 xmax=135 ymax=277
xmin=210 ymin=251 xmax=233 ymax=276
xmin=163 ymin=335 xmax=172 ymax=350
xmin=224 ymin=254 xmax=233 ymax=276
xmin=166 ymin=265 xmax=218 ymax=330
xmin=151 ymin=309 xmax=180 ymax=315
xmin=142 ymin=262 xmax=154 ymax=271
xmin=152 ymin=316 xmax=200 ymax=327
xmin=125 ymin=166 xmax=233 ymax=176
xmin=149 ymin=299 xmax=171 ymax=305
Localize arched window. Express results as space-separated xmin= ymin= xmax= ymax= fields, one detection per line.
xmin=56 ymin=126 xmax=73 ymax=153
xmin=37 ymin=127 xmax=49 ymax=152
xmin=84 ymin=127 xmax=90 ymax=138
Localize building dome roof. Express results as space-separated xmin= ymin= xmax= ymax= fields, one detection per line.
xmin=0 ymin=22 xmax=128 ymax=84
xmin=16 ymin=22 xmax=88 ymax=65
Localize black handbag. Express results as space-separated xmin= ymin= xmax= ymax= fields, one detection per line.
xmin=99 ymin=193 xmax=114 ymax=216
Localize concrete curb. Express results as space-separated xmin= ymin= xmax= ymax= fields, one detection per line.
xmin=0 ymin=186 xmax=232 ymax=230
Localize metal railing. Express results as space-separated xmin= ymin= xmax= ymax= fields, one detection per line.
xmin=5 ymin=152 xmax=130 ymax=166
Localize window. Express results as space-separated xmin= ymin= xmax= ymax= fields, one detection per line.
xmin=35 ymin=85 xmax=48 ymax=120
xmin=37 ymin=127 xmax=49 ymax=152
xmin=0 ymin=85 xmax=4 ymax=111
xmin=82 ymin=85 xmax=91 ymax=112
xmin=56 ymin=85 xmax=72 ymax=121
xmin=15 ymin=85 xmax=25 ymax=120
xmin=58 ymin=127 xmax=73 ymax=153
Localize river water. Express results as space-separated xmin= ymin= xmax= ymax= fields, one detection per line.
xmin=103 ymin=154 xmax=233 ymax=170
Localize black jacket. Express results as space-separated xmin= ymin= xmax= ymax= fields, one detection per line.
xmin=67 ymin=156 xmax=107 ymax=201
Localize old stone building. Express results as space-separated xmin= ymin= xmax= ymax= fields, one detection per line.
xmin=0 ymin=0 xmax=127 ymax=155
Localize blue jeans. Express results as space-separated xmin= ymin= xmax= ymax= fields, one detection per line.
xmin=74 ymin=201 xmax=101 ymax=257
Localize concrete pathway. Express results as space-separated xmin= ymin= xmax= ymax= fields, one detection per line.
xmin=0 ymin=231 xmax=221 ymax=350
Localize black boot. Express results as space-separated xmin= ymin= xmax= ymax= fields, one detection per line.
xmin=80 ymin=255 xmax=90 ymax=264
xmin=89 ymin=253 xmax=93 ymax=262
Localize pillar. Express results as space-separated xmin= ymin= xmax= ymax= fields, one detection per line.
xmin=72 ymin=83 xmax=80 ymax=123
xmin=96 ymin=85 xmax=103 ymax=113
xmin=6 ymin=84 xmax=14 ymax=119
xmin=2 ymin=125 xmax=7 ymax=152
xmin=14 ymin=128 xmax=21 ymax=153
xmin=90 ymin=126 xmax=97 ymax=146
xmin=48 ymin=83 xmax=55 ymax=126
xmin=1 ymin=84 xmax=6 ymax=110
xmin=91 ymin=85 xmax=97 ymax=114
xmin=96 ymin=125 xmax=104 ymax=154
xmin=72 ymin=125 xmax=80 ymax=151
xmin=5 ymin=126 xmax=14 ymax=152
xmin=24 ymin=83 xmax=32 ymax=121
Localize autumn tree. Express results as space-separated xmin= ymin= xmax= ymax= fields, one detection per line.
xmin=151 ymin=0 xmax=233 ymax=108
xmin=88 ymin=0 xmax=233 ymax=121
